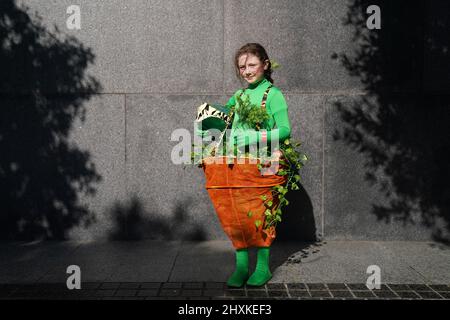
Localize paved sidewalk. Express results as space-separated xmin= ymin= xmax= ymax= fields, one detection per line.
xmin=0 ymin=240 xmax=449 ymax=299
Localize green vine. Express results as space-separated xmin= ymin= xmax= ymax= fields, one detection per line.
xmin=256 ymin=138 xmax=307 ymax=234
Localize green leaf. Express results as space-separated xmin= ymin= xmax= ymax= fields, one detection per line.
xmin=267 ymin=200 xmax=273 ymax=207
xmin=247 ymin=211 xmax=253 ymax=217
xmin=255 ymin=220 xmax=262 ymax=228
xmin=260 ymin=195 xmax=267 ymax=201
xmin=270 ymin=60 xmax=281 ymax=70
xmin=265 ymin=209 xmax=271 ymax=216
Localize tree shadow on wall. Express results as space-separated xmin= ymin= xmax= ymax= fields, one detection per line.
xmin=332 ymin=0 xmax=450 ymax=244
xmin=0 ymin=1 xmax=102 ymax=240
xmin=109 ymin=195 xmax=206 ymax=241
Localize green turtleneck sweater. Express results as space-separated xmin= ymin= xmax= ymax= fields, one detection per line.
xmin=225 ymin=77 xmax=291 ymax=148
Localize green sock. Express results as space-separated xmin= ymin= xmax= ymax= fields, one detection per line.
xmin=226 ymin=248 xmax=249 ymax=287
xmin=246 ymin=247 xmax=272 ymax=286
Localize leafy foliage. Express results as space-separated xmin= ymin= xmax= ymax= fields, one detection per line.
xmin=235 ymin=93 xmax=270 ymax=130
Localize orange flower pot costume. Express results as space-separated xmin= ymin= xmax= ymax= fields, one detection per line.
xmin=203 ymin=156 xmax=287 ymax=249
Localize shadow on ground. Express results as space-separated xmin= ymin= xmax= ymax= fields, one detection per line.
xmin=332 ymin=0 xmax=450 ymax=244
xmin=269 ymin=241 xmax=325 ymax=272
xmin=0 ymin=1 xmax=102 ymax=240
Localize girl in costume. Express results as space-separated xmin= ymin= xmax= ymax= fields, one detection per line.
xmin=199 ymin=43 xmax=291 ymax=287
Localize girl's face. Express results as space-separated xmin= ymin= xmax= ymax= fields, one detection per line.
xmin=237 ymin=53 xmax=269 ymax=84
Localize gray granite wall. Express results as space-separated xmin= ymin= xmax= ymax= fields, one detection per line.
xmin=2 ymin=0 xmax=448 ymax=242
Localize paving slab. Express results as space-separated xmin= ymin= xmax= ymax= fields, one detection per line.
xmin=270 ymin=241 xmax=447 ymax=284
xmin=169 ymin=241 xmax=235 ymax=282
xmin=0 ymin=241 xmax=80 ymax=283
xmin=1 ymin=240 xmax=448 ymax=285
xmin=37 ymin=240 xmax=179 ymax=283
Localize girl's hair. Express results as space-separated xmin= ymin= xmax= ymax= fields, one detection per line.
xmin=234 ymin=43 xmax=274 ymax=84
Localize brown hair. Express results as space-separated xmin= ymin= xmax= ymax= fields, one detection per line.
xmin=234 ymin=43 xmax=274 ymax=84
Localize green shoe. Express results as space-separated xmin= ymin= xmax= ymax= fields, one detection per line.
xmin=226 ymin=249 xmax=249 ymax=288
xmin=226 ymin=269 xmax=250 ymax=288
xmin=246 ymin=269 xmax=272 ymax=287
xmin=246 ymin=247 xmax=272 ymax=287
